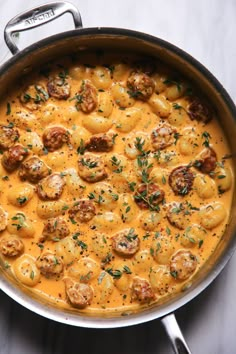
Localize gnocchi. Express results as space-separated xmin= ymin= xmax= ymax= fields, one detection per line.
xmin=0 ymin=50 xmax=233 ymax=315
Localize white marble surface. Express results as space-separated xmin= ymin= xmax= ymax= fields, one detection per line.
xmin=0 ymin=1 xmax=235 ymax=353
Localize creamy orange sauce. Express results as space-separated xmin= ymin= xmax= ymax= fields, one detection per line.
xmin=0 ymin=51 xmax=234 ymax=315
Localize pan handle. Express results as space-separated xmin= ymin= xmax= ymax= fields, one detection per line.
xmin=4 ymin=1 xmax=83 ymax=55
xmin=161 ymin=313 xmax=192 ymax=354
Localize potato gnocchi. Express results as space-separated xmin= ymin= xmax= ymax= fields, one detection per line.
xmin=0 ymin=51 xmax=233 ymax=315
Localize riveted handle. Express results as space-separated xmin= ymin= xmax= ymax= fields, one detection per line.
xmin=161 ymin=313 xmax=192 ymax=354
xmin=4 ymin=1 xmax=83 ymax=54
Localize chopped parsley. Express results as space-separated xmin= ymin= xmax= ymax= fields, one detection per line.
xmin=110 ymin=156 xmax=123 ymax=173
xmin=6 ymin=102 xmax=11 ymax=115
xmin=172 ymin=103 xmax=182 ymax=110
xmin=11 ymin=213 xmax=26 ymax=230
xmin=17 ymin=196 xmax=28 ymax=205
xmin=81 ymin=158 xmax=98 ymax=169
xmin=123 ymin=265 xmax=132 ymax=274
xmin=77 ymin=139 xmax=85 ymax=155
xmin=106 ymin=268 xmax=122 ymax=279
xmin=202 ymin=131 xmax=211 ymax=147
xmin=77 ymin=240 xmax=88 ymax=250
xmin=125 ymin=228 xmax=138 ymax=242
xmin=170 ymin=271 xmax=178 ymax=279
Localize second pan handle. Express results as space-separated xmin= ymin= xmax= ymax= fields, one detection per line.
xmin=161 ymin=313 xmax=192 ymax=354
xmin=4 ymin=1 xmax=83 ymax=55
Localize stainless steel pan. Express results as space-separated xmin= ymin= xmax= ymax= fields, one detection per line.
xmin=0 ymin=2 xmax=236 ymax=353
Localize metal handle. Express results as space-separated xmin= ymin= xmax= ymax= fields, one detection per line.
xmin=4 ymin=1 xmax=83 ymax=54
xmin=161 ymin=313 xmax=191 ymax=354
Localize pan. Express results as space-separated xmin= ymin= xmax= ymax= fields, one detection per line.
xmin=0 ymin=2 xmax=235 ymax=354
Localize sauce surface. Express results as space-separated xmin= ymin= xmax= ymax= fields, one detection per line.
xmin=0 ymin=51 xmax=233 ymax=315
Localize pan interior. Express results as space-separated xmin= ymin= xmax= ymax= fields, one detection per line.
xmin=0 ymin=28 xmax=235 ymax=328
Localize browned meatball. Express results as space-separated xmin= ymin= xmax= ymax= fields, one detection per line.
xmin=18 ymin=156 xmax=50 ymax=183
xmin=134 ymin=183 xmax=165 ymax=210
xmin=169 ymin=166 xmax=194 ymax=196
xmin=76 ymin=80 xmax=97 ymax=113
xmin=36 ymin=252 xmax=64 ymax=277
xmin=64 ymin=277 xmax=94 ymax=308
xmin=166 ymin=202 xmax=191 ymax=230
xmin=170 ymin=250 xmax=197 ymax=280
xmin=85 ymin=132 xmax=115 ymax=152
xmin=0 ymin=235 xmax=24 ymax=257
xmin=69 ymin=200 xmax=96 ymax=223
xmin=131 ymin=277 xmax=155 ymax=303
xmin=78 ymin=153 xmax=107 ymax=183
xmin=37 ymin=173 xmax=65 ymax=201
xmin=1 ymin=144 xmax=29 ymax=172
xmin=0 ymin=125 xmax=19 ymax=150
xmin=127 ymin=72 xmax=155 ymax=101
xmin=20 ymin=84 xmax=49 ymax=110
xmin=47 ymin=77 xmax=70 ymax=100
xmin=151 ymin=123 xmax=177 ymax=150
xmin=40 ymin=217 xmax=70 ymax=242
xmin=194 ymin=147 xmax=217 ymax=174
xmin=111 ymin=228 xmax=140 ymax=256
xmin=42 ymin=126 xmax=70 ymax=152
xmin=187 ymin=97 xmax=213 ymax=123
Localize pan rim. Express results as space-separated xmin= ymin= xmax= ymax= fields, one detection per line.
xmin=0 ymin=26 xmax=236 ymax=328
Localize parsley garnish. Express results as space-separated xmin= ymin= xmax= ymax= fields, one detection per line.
xmin=17 ymin=196 xmax=28 ymax=205
xmin=106 ymin=268 xmax=122 ymax=279
xmin=170 ymin=271 xmax=178 ymax=279
xmin=110 ymin=156 xmax=123 ymax=173
xmin=125 ymin=228 xmax=138 ymax=242
xmin=77 ymin=240 xmax=88 ymax=250
xmin=6 ymin=102 xmax=11 ymax=115
xmin=202 ymin=131 xmax=211 ymax=147
xmin=81 ymin=158 xmax=98 ymax=169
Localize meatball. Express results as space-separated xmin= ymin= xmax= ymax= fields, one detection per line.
xmin=169 ymin=166 xmax=194 ymax=196
xmin=47 ymin=77 xmax=70 ymax=100
xmin=194 ymin=147 xmax=217 ymax=174
xmin=64 ymin=277 xmax=94 ymax=308
xmin=131 ymin=277 xmax=155 ymax=303
xmin=36 ymin=252 xmax=64 ymax=277
xmin=111 ymin=228 xmax=140 ymax=256
xmin=78 ymin=153 xmax=107 ymax=183
xmin=187 ymin=97 xmax=213 ymax=123
xmin=0 ymin=125 xmax=19 ymax=150
xmin=76 ymin=80 xmax=97 ymax=113
xmin=1 ymin=144 xmax=29 ymax=172
xmin=18 ymin=156 xmax=50 ymax=183
xmin=0 ymin=206 xmax=8 ymax=232
xmin=127 ymin=72 xmax=155 ymax=101
xmin=42 ymin=126 xmax=70 ymax=152
xmin=170 ymin=250 xmax=197 ymax=280
xmin=134 ymin=183 xmax=165 ymax=210
xmin=85 ymin=132 xmax=115 ymax=152
xmin=151 ymin=123 xmax=177 ymax=150
xmin=69 ymin=200 xmax=96 ymax=223
xmin=40 ymin=217 xmax=70 ymax=242
xmin=0 ymin=235 xmax=24 ymax=257
xmin=37 ymin=173 xmax=65 ymax=201
xmin=166 ymin=202 xmax=191 ymax=230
